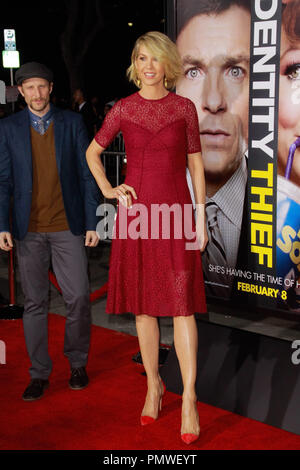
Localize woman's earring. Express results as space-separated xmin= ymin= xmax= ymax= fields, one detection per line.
xmin=137 ymin=78 xmax=141 ymax=88
xmin=164 ymin=77 xmax=168 ymax=89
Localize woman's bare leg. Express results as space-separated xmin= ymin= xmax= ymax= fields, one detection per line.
xmin=173 ymin=315 xmax=199 ymax=436
xmin=136 ymin=315 xmax=164 ymax=419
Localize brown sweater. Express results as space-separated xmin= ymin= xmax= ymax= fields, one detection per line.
xmin=28 ymin=123 xmax=69 ymax=233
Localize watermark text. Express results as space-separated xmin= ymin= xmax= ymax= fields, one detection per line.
xmin=96 ymin=202 xmax=201 ymax=251
xmin=0 ymin=340 xmax=6 ymax=365
xmin=291 ymin=340 xmax=300 ymax=365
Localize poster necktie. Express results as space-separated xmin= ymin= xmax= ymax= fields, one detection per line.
xmin=202 ymin=202 xmax=230 ymax=298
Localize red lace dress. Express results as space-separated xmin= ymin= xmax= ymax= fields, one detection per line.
xmin=95 ymin=92 xmax=206 ymax=317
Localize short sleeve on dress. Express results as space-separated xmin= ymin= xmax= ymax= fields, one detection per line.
xmin=95 ymin=100 xmax=122 ymax=149
xmin=185 ymin=98 xmax=201 ymax=154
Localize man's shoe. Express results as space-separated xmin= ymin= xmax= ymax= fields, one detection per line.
xmin=22 ymin=379 xmax=49 ymax=402
xmin=69 ymin=367 xmax=89 ymax=390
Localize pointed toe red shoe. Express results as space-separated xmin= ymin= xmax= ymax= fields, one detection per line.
xmin=140 ymin=381 xmax=165 ymax=426
xmin=181 ymin=433 xmax=199 ymax=445
xmin=140 ymin=415 xmax=156 ymax=426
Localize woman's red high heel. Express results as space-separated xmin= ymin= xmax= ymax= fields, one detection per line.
xmin=181 ymin=398 xmax=200 ymax=444
xmin=140 ymin=381 xmax=165 ymax=426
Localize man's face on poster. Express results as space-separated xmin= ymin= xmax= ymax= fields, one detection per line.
xmin=177 ymin=5 xmax=250 ymax=185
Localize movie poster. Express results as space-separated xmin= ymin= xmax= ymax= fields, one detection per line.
xmin=172 ymin=0 xmax=300 ymax=314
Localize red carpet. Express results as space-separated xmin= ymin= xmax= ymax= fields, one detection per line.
xmin=1 ymin=313 xmax=300 ymax=450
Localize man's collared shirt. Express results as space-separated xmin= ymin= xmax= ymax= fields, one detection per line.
xmin=207 ymin=156 xmax=247 ymax=268
xmin=28 ymin=105 xmax=53 ymax=135
xmin=79 ymin=101 xmax=86 ymax=112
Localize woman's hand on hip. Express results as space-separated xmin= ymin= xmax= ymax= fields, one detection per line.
xmin=103 ymin=184 xmax=137 ymax=209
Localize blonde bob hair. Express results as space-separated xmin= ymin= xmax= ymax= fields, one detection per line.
xmin=127 ymin=31 xmax=183 ymax=90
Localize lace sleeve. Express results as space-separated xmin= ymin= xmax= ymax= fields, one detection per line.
xmin=185 ymin=98 xmax=201 ymax=154
xmin=95 ymin=100 xmax=122 ymax=149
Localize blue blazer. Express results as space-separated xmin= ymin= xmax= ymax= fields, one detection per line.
xmin=0 ymin=106 xmax=100 ymax=240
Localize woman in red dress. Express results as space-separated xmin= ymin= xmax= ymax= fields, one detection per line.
xmin=86 ymin=31 xmax=207 ymax=444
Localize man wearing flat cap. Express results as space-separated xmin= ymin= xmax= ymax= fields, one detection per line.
xmin=0 ymin=62 xmax=100 ymax=401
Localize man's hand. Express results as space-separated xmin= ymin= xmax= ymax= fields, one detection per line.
xmin=0 ymin=232 xmax=13 ymax=252
xmin=85 ymin=231 xmax=100 ymax=247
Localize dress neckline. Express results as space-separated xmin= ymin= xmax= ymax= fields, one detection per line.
xmin=136 ymin=92 xmax=171 ymax=102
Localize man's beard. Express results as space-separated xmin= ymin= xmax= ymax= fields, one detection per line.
xmin=30 ymin=99 xmax=49 ymax=113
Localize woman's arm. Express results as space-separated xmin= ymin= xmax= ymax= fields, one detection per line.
xmin=187 ymin=152 xmax=208 ymax=252
xmin=86 ymin=139 xmax=137 ymax=208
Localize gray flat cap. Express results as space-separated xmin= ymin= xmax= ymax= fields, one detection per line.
xmin=15 ymin=62 xmax=53 ymax=85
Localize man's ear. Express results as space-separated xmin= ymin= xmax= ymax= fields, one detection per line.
xmin=49 ymin=82 xmax=54 ymax=94
xmin=17 ymin=85 xmax=24 ymax=97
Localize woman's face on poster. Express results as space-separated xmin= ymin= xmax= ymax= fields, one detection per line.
xmin=279 ymin=28 xmax=300 ymax=185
